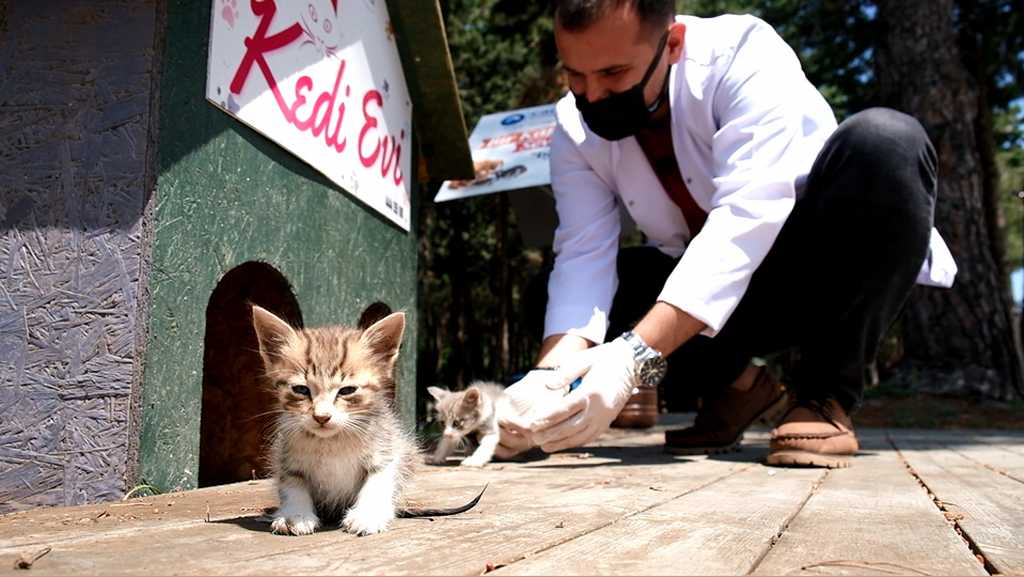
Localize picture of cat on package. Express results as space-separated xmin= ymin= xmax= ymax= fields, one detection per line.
xmin=427 ymin=381 xmax=513 ymax=467
xmin=251 ymin=304 xmax=485 ymax=536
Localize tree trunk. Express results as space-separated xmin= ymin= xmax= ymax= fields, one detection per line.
xmin=496 ymin=192 xmax=511 ymax=381
xmin=875 ymin=0 xmax=1024 ymax=399
xmin=956 ymin=0 xmax=1010 ymax=286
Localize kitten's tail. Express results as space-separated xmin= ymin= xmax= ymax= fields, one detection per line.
xmin=397 ymin=484 xmax=488 ymax=518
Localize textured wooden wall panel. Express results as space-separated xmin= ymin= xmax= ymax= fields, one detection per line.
xmin=0 ymin=0 xmax=159 ymax=513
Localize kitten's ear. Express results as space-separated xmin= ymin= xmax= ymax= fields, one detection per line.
xmin=463 ymin=387 xmax=481 ymax=406
xmin=361 ymin=311 xmax=406 ymax=364
xmin=251 ymin=305 xmax=298 ymax=367
xmin=427 ymin=386 xmax=449 ymax=402
xmin=358 ymin=301 xmax=393 ymax=330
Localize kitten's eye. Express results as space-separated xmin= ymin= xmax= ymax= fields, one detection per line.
xmin=291 ymin=385 xmax=311 ymax=397
xmin=336 ymin=386 xmax=358 ymax=398
xmin=452 ymin=420 xmax=462 ymax=429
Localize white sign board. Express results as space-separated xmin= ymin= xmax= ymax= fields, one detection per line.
xmin=207 ymin=0 xmax=413 ymax=230
xmin=435 ymin=104 xmax=556 ymax=202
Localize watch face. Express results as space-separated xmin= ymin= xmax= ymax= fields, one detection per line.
xmin=638 ymin=357 xmax=667 ymax=387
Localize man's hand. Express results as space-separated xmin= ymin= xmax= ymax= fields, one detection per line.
xmin=495 ymin=368 xmax=578 ymax=458
xmin=494 ymin=427 xmax=533 ymax=459
xmin=508 ymin=338 xmax=639 ymax=453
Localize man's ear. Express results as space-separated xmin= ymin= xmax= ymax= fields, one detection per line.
xmin=667 ymin=21 xmax=686 ymax=65
xmin=427 ymin=386 xmax=449 ymax=402
xmin=360 ymin=312 xmax=406 ymax=367
xmin=251 ymin=305 xmax=298 ymax=368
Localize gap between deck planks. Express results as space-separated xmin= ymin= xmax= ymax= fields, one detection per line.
xmin=891 ymin=430 xmax=1024 ymax=483
xmin=888 ymin=430 xmax=1024 ymax=576
xmin=752 ymin=435 xmax=987 ymax=576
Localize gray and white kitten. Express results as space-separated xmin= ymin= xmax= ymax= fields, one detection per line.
xmin=427 ymin=382 xmax=511 ymax=467
xmin=252 ymin=305 xmax=481 ymax=536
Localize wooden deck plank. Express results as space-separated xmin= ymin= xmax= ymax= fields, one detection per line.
xmin=891 ymin=430 xmax=1024 ymax=482
xmin=0 ymin=461 xmax=562 ymax=552
xmin=0 ymin=481 xmax=277 ymax=551
xmin=0 ymin=428 xmax=675 ymax=544
xmin=973 ymin=435 xmax=1024 ymax=459
xmin=892 ymin=428 xmax=1024 ymax=465
xmin=887 ymin=430 xmax=1024 ymax=485
xmin=4 ymin=426 xmax=1018 ymax=576
xmin=0 ymin=435 xmax=751 ymax=576
xmin=489 ymin=465 xmax=825 ymax=575
xmin=946 ymin=444 xmax=1024 ymax=483
xmin=890 ymin=431 xmax=1024 ymax=575
xmin=0 ymin=440 xmax=650 ymax=551
xmin=0 ymin=466 xmax=536 ymax=560
xmin=752 ymin=436 xmax=986 ymax=576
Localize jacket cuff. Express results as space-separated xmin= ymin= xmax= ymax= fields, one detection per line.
xmin=655 ymin=289 xmax=733 ymax=338
xmin=543 ymin=304 xmax=609 ymax=344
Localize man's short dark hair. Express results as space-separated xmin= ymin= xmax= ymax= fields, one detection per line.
xmin=551 ymin=0 xmax=675 ymax=33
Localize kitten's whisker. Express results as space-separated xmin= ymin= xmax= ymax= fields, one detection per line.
xmin=271 ymin=417 xmax=305 ymax=438
xmin=341 ymin=420 xmax=374 ymax=441
xmin=243 ymin=409 xmax=289 ymax=422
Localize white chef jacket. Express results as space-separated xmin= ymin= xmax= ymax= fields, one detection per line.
xmin=544 ymin=14 xmax=957 ymax=344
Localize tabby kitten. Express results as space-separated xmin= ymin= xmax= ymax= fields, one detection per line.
xmin=427 ymin=382 xmax=510 ymax=467
xmin=252 ymin=305 xmax=417 ymax=536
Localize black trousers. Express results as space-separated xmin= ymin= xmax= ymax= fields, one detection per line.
xmin=528 ymin=108 xmax=937 ymax=412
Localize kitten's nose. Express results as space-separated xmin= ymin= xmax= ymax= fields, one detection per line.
xmin=313 ymin=413 xmax=332 ymax=425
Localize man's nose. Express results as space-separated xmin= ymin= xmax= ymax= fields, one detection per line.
xmin=584 ymin=82 xmax=607 ymax=103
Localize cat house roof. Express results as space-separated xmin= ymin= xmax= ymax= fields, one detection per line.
xmin=388 ymin=1 xmax=474 ymax=182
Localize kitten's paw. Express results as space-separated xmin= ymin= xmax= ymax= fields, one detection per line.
xmin=425 ymin=455 xmax=448 ymax=466
xmin=341 ymin=506 xmax=395 ymax=536
xmin=271 ymin=514 xmax=320 ymax=536
xmin=460 ymin=457 xmax=489 ymax=468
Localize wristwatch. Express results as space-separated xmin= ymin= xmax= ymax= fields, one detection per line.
xmin=620 ymin=331 xmax=667 ymax=388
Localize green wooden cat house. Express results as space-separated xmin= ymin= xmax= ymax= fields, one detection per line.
xmin=0 ymin=0 xmax=471 ymax=512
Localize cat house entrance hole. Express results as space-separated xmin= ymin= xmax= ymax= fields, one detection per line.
xmin=198 ymin=261 xmax=303 ymax=487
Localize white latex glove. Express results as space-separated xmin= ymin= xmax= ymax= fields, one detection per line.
xmin=495 ymin=368 xmax=577 ymax=458
xmin=506 ymin=338 xmax=639 ymax=453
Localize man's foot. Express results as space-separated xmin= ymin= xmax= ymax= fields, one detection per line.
xmin=664 ymin=366 xmax=789 ymax=455
xmin=766 ymin=398 xmax=859 ymax=468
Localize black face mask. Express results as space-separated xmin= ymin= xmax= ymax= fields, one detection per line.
xmin=574 ymin=30 xmax=670 ymax=141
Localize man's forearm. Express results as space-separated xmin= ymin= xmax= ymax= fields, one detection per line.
xmin=535 ymin=333 xmax=594 ymax=367
xmin=632 ymin=301 xmax=706 ymax=357
xmin=537 ymin=301 xmax=702 ymax=367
